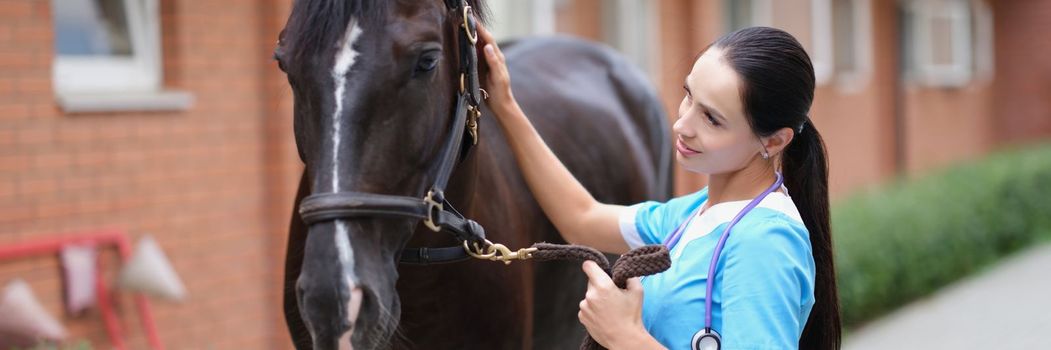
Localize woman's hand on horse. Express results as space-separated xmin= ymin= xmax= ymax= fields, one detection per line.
xmin=578 ymin=260 xmax=650 ymax=349
xmin=477 ymin=24 xmax=517 ymax=116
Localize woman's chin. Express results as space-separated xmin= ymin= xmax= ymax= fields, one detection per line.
xmin=675 ymin=157 xmax=708 ymax=174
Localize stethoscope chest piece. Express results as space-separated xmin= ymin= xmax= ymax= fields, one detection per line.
xmin=691 ymin=327 xmax=721 ymax=350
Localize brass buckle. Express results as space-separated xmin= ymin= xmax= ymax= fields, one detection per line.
xmin=422 ymin=190 xmax=443 ymax=232
xmin=462 ymin=5 xmax=478 ymax=45
xmin=463 ymin=239 xmax=537 ymax=265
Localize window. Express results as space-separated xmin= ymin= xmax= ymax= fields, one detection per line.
xmin=724 ymin=0 xmax=834 ymax=85
xmin=727 ymin=0 xmax=760 ymax=31
xmin=52 ymin=0 xmax=191 ymax=112
xmin=485 ymin=0 xmax=660 ymax=83
xmin=831 ymin=0 xmax=873 ymax=89
xmin=901 ymin=0 xmax=991 ymax=87
xmin=602 ymin=0 xmax=660 ymax=81
xmin=972 ymin=0 xmax=994 ymax=81
xmin=53 ymin=0 xmax=159 ymax=93
xmin=484 ymin=0 xmax=557 ymax=41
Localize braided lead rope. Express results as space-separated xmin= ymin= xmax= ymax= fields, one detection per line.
xmin=530 ymin=243 xmax=671 ymax=350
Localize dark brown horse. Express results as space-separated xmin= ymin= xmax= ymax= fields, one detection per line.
xmin=274 ymin=1 xmax=670 ymax=349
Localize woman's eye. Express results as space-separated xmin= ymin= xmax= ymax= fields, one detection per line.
xmin=705 ymin=112 xmax=720 ymax=126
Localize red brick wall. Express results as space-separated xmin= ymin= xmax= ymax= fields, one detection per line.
xmin=1 ymin=0 xmax=298 ymax=349
xmin=555 ymin=0 xmax=603 ymax=42
xmin=993 ymin=0 xmax=1051 ymax=144
xmin=902 ymin=82 xmax=993 ymax=175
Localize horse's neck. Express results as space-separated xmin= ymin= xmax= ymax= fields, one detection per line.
xmin=442 ymin=122 xmax=508 ymax=217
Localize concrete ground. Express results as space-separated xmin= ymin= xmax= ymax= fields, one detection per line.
xmin=844 ymin=243 xmax=1051 ymax=349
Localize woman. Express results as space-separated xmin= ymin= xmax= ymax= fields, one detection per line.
xmin=478 ymin=25 xmax=841 ymax=350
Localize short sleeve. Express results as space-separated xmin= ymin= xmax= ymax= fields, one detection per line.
xmin=618 ymin=190 xmax=708 ymax=249
xmin=716 ymin=219 xmax=816 ymax=350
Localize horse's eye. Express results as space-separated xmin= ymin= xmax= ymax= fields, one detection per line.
xmin=416 ymin=51 xmax=440 ymax=74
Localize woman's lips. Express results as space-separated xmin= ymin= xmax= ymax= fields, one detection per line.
xmin=676 ymin=139 xmax=701 ymax=156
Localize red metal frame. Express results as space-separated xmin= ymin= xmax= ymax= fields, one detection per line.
xmin=0 ymin=230 xmax=163 ymax=350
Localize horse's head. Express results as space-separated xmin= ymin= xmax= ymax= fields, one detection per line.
xmin=274 ymin=0 xmax=486 ymax=348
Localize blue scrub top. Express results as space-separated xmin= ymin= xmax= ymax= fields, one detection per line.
xmin=618 ymin=187 xmax=816 ymax=350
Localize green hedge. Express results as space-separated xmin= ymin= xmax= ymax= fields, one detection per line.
xmin=833 ymin=144 xmax=1051 ymax=328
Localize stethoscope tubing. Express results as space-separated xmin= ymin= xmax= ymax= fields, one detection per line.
xmin=661 ymin=172 xmax=785 ymax=331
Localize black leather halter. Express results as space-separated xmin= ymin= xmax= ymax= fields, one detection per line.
xmin=298 ymin=0 xmax=486 ymax=265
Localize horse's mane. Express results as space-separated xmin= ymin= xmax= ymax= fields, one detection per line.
xmin=285 ymin=0 xmax=488 ymax=63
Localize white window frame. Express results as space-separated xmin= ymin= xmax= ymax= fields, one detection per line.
xmin=53 ymin=0 xmax=161 ymax=93
xmin=831 ymin=0 xmax=874 ymax=92
xmin=51 ymin=0 xmax=192 ymax=113
xmin=904 ymin=0 xmax=974 ymax=87
xmin=972 ymin=0 xmax=994 ymax=82
xmin=810 ymin=0 xmax=834 ymax=85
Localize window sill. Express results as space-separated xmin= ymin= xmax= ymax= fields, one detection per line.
xmin=56 ymin=90 xmax=195 ymax=114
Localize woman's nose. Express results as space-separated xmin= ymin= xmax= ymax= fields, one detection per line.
xmin=673 ymin=116 xmax=693 ymax=139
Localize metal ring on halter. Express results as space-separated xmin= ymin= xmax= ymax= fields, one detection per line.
xmin=461 ymin=5 xmax=478 ymax=44
xmin=422 ymin=190 xmax=443 ymax=232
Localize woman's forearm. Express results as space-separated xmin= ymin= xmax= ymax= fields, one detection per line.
xmin=477 ymin=24 xmax=628 ymax=253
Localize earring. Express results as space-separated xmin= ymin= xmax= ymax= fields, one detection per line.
xmin=758 ymin=140 xmax=771 ymax=160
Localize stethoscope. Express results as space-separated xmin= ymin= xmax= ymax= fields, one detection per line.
xmin=659 ymin=172 xmax=784 ymax=350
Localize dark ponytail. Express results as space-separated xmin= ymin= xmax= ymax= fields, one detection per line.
xmin=711 ymin=27 xmax=841 ymax=349
xmin=783 ymin=123 xmax=840 ymax=350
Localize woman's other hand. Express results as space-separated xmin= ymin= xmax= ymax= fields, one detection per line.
xmin=579 ymin=260 xmax=651 ymax=349
xmin=476 ymin=24 xmax=518 ymax=116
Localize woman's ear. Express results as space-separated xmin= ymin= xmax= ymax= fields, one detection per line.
xmin=761 ymin=127 xmax=795 ymax=158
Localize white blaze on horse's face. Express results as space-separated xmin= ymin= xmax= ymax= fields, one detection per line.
xmin=330 ymin=19 xmax=364 ymax=192
xmin=329 ymin=18 xmax=365 ymax=347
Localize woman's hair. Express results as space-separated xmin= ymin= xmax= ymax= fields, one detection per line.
xmin=710 ymin=26 xmax=842 ymax=349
